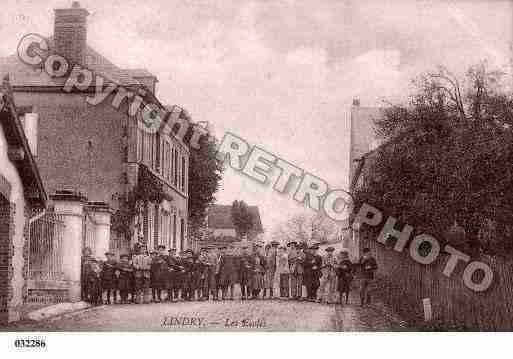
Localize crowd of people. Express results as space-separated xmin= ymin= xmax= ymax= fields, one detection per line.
xmin=81 ymin=240 xmax=378 ymax=307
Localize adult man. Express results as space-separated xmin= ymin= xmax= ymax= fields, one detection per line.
xmin=276 ymin=245 xmax=290 ymax=299
xmin=288 ymin=242 xmax=304 ymax=300
xmin=319 ymin=246 xmax=338 ymax=304
xmin=132 ymin=246 xmax=152 ymax=304
xmin=239 ymin=245 xmax=253 ymax=300
xmin=264 ymin=241 xmax=278 ymax=299
xmin=359 ymin=247 xmax=378 ymax=306
xmin=303 ymin=244 xmax=322 ymax=302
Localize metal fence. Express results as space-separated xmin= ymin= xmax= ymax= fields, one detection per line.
xmin=362 ymin=234 xmax=513 ymax=330
xmin=28 ymin=211 xmax=66 ymax=281
xmin=82 ymin=212 xmax=96 ymax=253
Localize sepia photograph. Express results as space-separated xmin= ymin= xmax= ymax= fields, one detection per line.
xmin=0 ymin=0 xmax=512 ymax=350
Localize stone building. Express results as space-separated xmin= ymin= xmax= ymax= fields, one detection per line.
xmin=0 ymin=77 xmax=47 ymax=322
xmin=0 ymin=2 xmax=190 ymax=260
xmin=196 ymin=204 xmax=264 ymax=249
xmin=347 ymin=99 xmax=384 ymax=260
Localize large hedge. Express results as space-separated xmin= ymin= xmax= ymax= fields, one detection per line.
xmin=353 ymin=63 xmax=513 ymax=256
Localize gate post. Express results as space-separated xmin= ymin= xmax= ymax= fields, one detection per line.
xmin=86 ymin=202 xmax=112 ymax=260
xmin=51 ymin=191 xmax=86 ymax=302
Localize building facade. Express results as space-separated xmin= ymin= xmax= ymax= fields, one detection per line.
xmin=347 ymin=99 xmax=384 ymax=260
xmin=0 ymin=2 xmax=190 ymax=259
xmin=0 ymin=77 xmax=47 ymax=322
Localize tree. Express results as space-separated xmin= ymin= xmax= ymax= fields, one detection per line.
xmin=354 ymin=62 xmax=513 ymax=256
xmin=186 ymin=133 xmax=224 ymax=240
xmin=271 ymin=213 xmax=340 ymax=245
xmin=231 ymin=200 xmax=255 ymax=239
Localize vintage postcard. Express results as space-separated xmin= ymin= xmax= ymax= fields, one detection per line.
xmin=0 ymin=0 xmax=512 ymax=347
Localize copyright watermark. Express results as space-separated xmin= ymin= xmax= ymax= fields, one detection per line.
xmin=17 ymin=33 xmax=210 ymax=149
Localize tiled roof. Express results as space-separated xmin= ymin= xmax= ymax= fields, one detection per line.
xmin=0 ymin=77 xmax=47 ymax=206
xmin=125 ymin=68 xmax=156 ymax=79
xmin=0 ymin=37 xmax=145 ymax=88
xmin=207 ymin=204 xmax=263 ymax=232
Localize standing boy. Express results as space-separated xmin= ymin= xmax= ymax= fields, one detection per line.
xmin=239 ymin=245 xmax=253 ymax=300
xmin=288 ymin=242 xmax=304 ymax=300
xmin=319 ymin=246 xmax=338 ymax=304
xmin=359 ymin=248 xmax=378 ymax=306
xmin=250 ymin=244 xmax=266 ymax=299
xmin=132 ymin=246 xmax=152 ymax=304
xmin=101 ymin=252 xmax=118 ymax=304
xmin=117 ymin=254 xmax=134 ymax=304
xmin=264 ymin=242 xmax=278 ymax=299
xmin=276 ymin=245 xmax=290 ymax=299
xmin=336 ymin=250 xmax=354 ymax=305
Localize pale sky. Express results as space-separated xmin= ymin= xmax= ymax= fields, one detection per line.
xmin=1 ymin=0 xmax=512 ymax=237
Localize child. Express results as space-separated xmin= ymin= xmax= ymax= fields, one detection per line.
xmin=87 ymin=259 xmax=102 ymax=306
xmin=359 ymin=248 xmax=378 ymax=306
xmin=276 ymin=246 xmax=290 ymax=299
xmin=101 ymin=252 xmax=118 ymax=304
xmin=335 ymin=251 xmax=353 ymax=305
xmin=251 ymin=245 xmax=266 ymax=299
xmin=117 ymin=254 xmax=134 ymax=304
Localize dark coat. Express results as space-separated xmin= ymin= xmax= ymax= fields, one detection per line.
xmin=166 ymin=255 xmax=182 ymax=284
xmin=304 ymin=253 xmax=322 ymax=286
xmin=218 ymin=254 xmax=240 ymax=286
xmin=359 ymin=257 xmax=378 ymax=280
xmin=117 ymin=262 xmax=134 ymax=292
xmin=336 ymin=259 xmax=354 ymax=292
xmin=101 ymin=259 xmax=118 ymax=289
xmin=239 ymin=254 xmax=253 ymax=285
xmin=151 ymin=255 xmax=169 ymax=289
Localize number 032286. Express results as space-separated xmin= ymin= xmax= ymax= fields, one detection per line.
xmin=14 ymin=339 xmax=46 ymax=348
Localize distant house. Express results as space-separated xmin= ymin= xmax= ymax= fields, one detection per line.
xmin=0 ymin=76 xmax=47 ymax=322
xmin=197 ymin=204 xmax=263 ymax=249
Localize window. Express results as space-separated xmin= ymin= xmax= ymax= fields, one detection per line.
xmin=137 ymin=129 xmax=159 ymax=171
xmin=181 ymin=156 xmax=186 ymax=192
xmin=174 ymin=148 xmax=178 ymax=186
xmin=164 ymin=142 xmax=171 ymax=181
xmin=180 ymin=218 xmax=185 ymax=251
xmin=172 ymin=213 xmax=177 ymax=249
xmin=145 ymin=203 xmax=154 ymax=250
xmin=160 ymin=209 xmax=170 ymax=248
xmin=137 ymin=128 xmax=144 ymax=162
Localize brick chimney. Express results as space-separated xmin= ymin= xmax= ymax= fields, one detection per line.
xmin=54 ymin=1 xmax=89 ymax=66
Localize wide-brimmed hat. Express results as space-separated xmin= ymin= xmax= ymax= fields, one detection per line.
xmin=325 ymin=247 xmax=335 ymax=252
xmin=168 ymin=248 xmax=176 ymax=252
xmin=286 ymin=241 xmax=297 ymax=247
xmin=105 ymin=251 xmax=114 ymax=256
xmin=157 ymin=244 xmax=166 ymax=250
